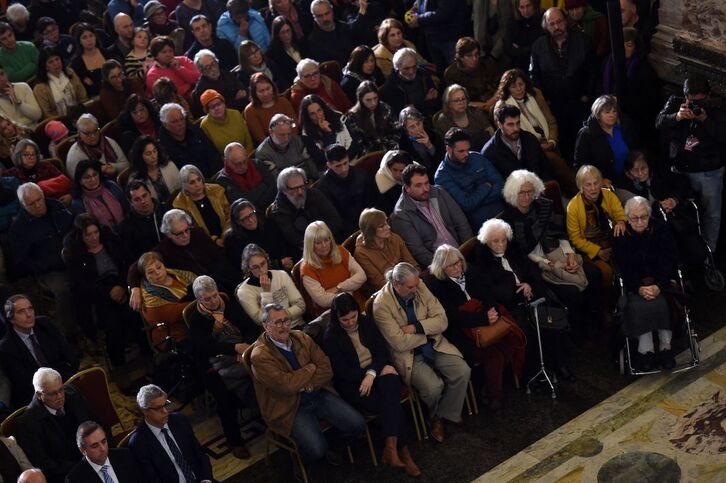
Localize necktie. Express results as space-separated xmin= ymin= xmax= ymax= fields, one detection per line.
xmin=161 ymin=428 xmax=196 ymax=483
xmin=55 ymin=407 xmax=65 ymax=416
xmin=100 ymin=465 xmax=115 ymax=483
xmin=29 ymin=334 xmax=48 ymax=366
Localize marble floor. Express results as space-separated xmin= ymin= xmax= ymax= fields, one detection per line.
xmin=475 ymin=324 xmax=726 ymax=483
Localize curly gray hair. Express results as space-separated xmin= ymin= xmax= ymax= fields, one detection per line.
xmin=502 ymin=170 xmax=546 ymax=207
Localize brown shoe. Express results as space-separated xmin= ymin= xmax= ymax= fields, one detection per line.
xmin=400 ymin=446 xmax=422 ymax=477
xmin=430 ymin=416 xmax=445 ymax=443
xmin=381 ymin=436 xmax=405 ymax=468
xmin=231 ymin=445 xmax=251 ymax=459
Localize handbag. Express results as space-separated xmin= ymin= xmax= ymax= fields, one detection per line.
xmin=539 ymin=248 xmax=589 ymax=292
xmin=531 ymin=303 xmax=569 ymax=331
xmin=462 ymin=302 xmax=521 ymax=349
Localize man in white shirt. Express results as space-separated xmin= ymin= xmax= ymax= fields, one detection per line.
xmin=66 ymin=421 xmax=141 ymax=483
xmin=128 ymin=385 xmax=214 ymax=483
xmin=0 ymin=64 xmax=41 ymax=126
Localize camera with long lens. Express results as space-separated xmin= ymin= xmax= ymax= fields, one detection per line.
xmin=688 ymin=102 xmax=703 ymax=116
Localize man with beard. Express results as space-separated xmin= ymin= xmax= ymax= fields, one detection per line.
xmin=190 ymin=50 xmax=247 ymax=116
xmin=267 ymin=167 xmax=342 ymax=258
xmin=157 ymin=102 xmax=222 ymax=178
xmin=529 ymin=7 xmax=596 ymax=160
xmin=435 ymin=128 xmax=504 ymax=229
xmin=107 ymin=13 xmax=135 ymax=63
xmin=118 ymin=180 xmax=169 ymax=260
xmin=390 ymin=164 xmax=472 ymax=267
xmin=307 ymin=0 xmax=375 ymax=64
xmin=482 ymin=104 xmax=553 ymax=180
xmin=255 ymin=113 xmax=319 ymax=180
xmin=380 ymin=48 xmax=440 ymax=119
xmin=185 ymin=15 xmax=237 ymax=71
xmin=372 ymin=262 xmax=470 ymax=444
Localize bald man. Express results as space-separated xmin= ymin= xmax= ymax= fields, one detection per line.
xmin=107 ymin=13 xmax=135 ymax=62
xmin=17 ymin=469 xmax=47 ymax=483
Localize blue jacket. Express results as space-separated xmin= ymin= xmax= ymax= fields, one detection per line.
xmin=434 ymin=151 xmax=504 ymax=229
xmin=216 ymin=9 xmax=271 ymax=51
xmin=107 ymin=0 xmax=146 ymax=26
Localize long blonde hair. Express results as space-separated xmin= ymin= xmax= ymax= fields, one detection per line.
xmin=302 ymin=221 xmax=342 ymax=269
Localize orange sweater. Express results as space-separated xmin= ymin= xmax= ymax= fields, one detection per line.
xmin=300 ymin=247 xmax=366 ymax=317
xmin=244 ymin=97 xmax=298 ymax=144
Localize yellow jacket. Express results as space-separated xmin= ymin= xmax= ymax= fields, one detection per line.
xmin=566 ymin=189 xmax=626 ymax=260
xmin=173 ymin=183 xmax=230 ymax=241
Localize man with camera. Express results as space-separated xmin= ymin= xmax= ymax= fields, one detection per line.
xmin=656 ymin=76 xmax=726 ymax=252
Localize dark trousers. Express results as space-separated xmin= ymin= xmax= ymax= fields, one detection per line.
xmin=342 ymin=374 xmax=408 ymax=446
xmin=472 ymin=332 xmax=520 ymax=399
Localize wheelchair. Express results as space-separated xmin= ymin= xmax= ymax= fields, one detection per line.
xmin=675 ymin=199 xmax=725 ymax=291
xmin=615 ymin=265 xmax=700 ymax=376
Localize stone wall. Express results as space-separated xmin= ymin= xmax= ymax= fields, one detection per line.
xmin=650 ymin=0 xmax=726 ymax=94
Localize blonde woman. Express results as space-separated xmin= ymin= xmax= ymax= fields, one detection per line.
xmin=300 ymin=221 xmax=366 ymax=317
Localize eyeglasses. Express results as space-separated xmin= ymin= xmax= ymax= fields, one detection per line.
xmin=628 ymin=215 xmax=649 ymax=223
xmin=41 ymin=386 xmax=65 ymax=398
xmin=266 ymin=317 xmax=291 ymax=327
xmin=238 ymin=210 xmax=257 ymax=223
xmin=249 ymin=259 xmax=268 ymax=271
xmin=286 ymin=184 xmax=306 ymax=192
xmin=301 ymin=70 xmax=320 ymax=80
xmin=21 ymin=151 xmax=37 ymax=158
xmin=200 ymin=62 xmax=218 ymax=72
xmin=82 ymin=172 xmax=100 ymax=181
xmin=148 ymin=400 xmax=172 ymax=411
xmin=446 ymin=259 xmax=463 ymax=269
xmin=449 ymin=97 xmax=467 ymax=104
xmin=517 ymin=189 xmax=535 ymax=198
xmin=80 ymin=128 xmax=100 ymax=136
xmin=171 ymin=227 xmax=191 ymax=236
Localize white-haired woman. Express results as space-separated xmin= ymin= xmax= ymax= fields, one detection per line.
xmin=289 ymin=57 xmax=352 ymax=114
xmin=501 ymin=170 xmax=602 ymax=332
xmin=300 ymin=220 xmax=366 ymax=317
xmin=566 ymin=164 xmax=627 ymax=288
xmin=236 ymin=243 xmax=306 ymax=327
xmin=471 ymin=218 xmax=573 ymax=381
xmin=423 ymin=244 xmax=526 ymax=410
xmin=172 ymin=165 xmax=230 ymax=245
xmin=613 ymin=196 xmax=678 ymax=371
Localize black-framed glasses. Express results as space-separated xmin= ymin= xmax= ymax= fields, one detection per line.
xmin=238 ymin=210 xmax=257 ymax=223
xmin=171 ymin=227 xmax=191 ymax=236
xmin=148 ymin=400 xmax=172 ymax=411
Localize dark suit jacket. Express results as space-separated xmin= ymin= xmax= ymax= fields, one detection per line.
xmin=17 ymin=386 xmax=110 ymax=483
xmin=65 ymin=448 xmax=142 ymax=483
xmin=0 ymin=316 xmax=79 ymax=408
xmin=128 ymin=413 xmax=213 ymax=483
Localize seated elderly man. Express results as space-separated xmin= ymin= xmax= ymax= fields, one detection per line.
xmin=435 ymin=127 xmax=504 ymax=229
xmin=185 ymin=15 xmax=237 ymax=71
xmin=0 ymin=62 xmax=42 ymax=126
xmin=66 ymin=114 xmax=129 ymax=181
xmin=7 ymin=183 xmax=76 ymax=339
xmin=0 ymin=294 xmax=78 ymax=408
xmin=128 ymin=384 xmax=213 ymax=482
xmin=613 ymin=196 xmax=679 ymax=371
xmin=255 ymin=113 xmax=319 ymax=180
xmin=214 ymin=142 xmax=277 ymax=207
xmin=306 ymin=0 xmax=375 ymax=65
xmin=187 ymin=276 xmax=259 ymax=460
xmin=16 ymin=368 xmax=110 ymax=483
xmin=158 ymin=102 xmax=222 ymax=178
xmin=268 ymin=167 xmax=343 ymax=259
xmin=127 ymin=209 xmax=242 ymax=311
xmin=289 ymin=58 xmax=351 ymax=113
xmin=390 ymin=164 xmax=473 ymax=267
xmin=191 ymin=49 xmax=247 ymax=117
xmin=380 ymin=48 xmax=441 ymax=119
xmin=66 ymin=421 xmax=140 ymax=483
xmin=249 ymin=303 xmax=365 ymax=477
xmin=372 ymin=262 xmax=471 ymax=444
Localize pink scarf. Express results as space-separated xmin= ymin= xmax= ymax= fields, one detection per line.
xmin=82 ymin=185 xmax=124 ymax=229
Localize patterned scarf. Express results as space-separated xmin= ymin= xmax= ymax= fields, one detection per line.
xmin=82 ymin=184 xmax=124 ymax=229
xmin=79 ymin=136 xmax=119 ymax=166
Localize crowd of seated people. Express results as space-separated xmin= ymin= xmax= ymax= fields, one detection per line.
xmin=0 ymin=0 xmax=723 ymax=481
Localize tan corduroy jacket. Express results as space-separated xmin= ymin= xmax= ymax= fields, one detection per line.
xmin=249 ymin=331 xmax=337 ymax=436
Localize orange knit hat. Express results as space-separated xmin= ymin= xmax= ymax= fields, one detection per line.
xmin=200 ymin=89 xmax=224 ymax=112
